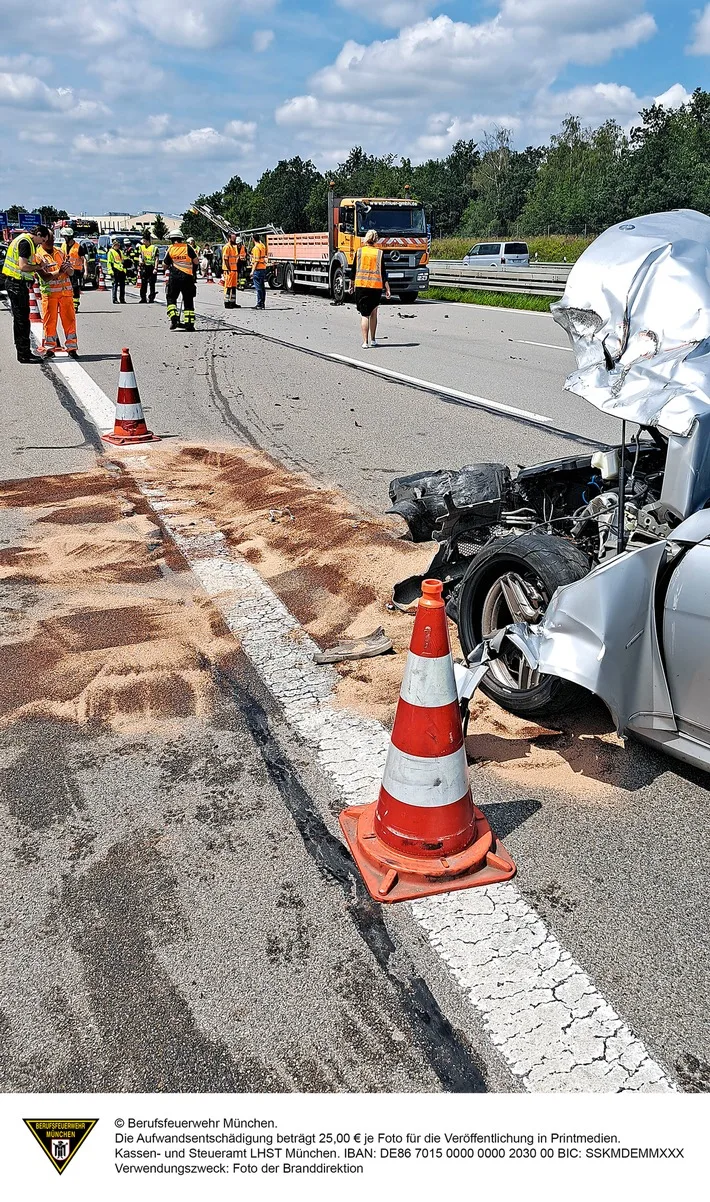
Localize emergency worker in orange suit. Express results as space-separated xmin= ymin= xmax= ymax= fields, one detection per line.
xmin=222 ymin=231 xmax=240 ymax=309
xmin=34 ymin=229 xmax=78 ymax=357
xmin=164 ymin=229 xmax=197 ymax=331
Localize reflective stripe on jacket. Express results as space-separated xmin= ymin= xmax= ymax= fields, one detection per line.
xmin=2 ymin=234 xmax=36 ymax=281
xmin=35 ymin=246 xmax=73 ymax=297
xmin=354 ymin=246 xmax=383 ymax=290
xmin=139 ymin=244 xmax=158 ymax=266
xmin=223 ymin=244 xmax=239 ymax=272
xmin=251 ymin=241 xmax=267 ymax=270
xmin=107 ymin=248 xmax=125 ymax=275
xmin=166 ymin=242 xmax=194 ymax=276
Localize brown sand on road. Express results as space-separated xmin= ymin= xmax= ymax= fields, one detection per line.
xmin=0 ymin=468 xmax=238 ymax=734
xmin=124 ymin=442 xmax=627 ymax=798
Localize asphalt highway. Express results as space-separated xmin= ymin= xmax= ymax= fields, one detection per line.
xmin=0 ymin=283 xmax=708 ymax=1095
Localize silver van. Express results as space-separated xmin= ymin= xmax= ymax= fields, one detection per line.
xmin=463 ymin=240 xmax=529 ymax=269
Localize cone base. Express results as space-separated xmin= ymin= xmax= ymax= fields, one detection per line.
xmin=339 ymin=800 xmax=516 ymax=904
xmin=102 ymin=431 xmax=160 ymax=445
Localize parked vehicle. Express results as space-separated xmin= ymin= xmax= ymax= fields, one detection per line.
xmin=389 ymin=210 xmax=710 ymax=757
xmin=268 ymin=190 xmax=430 ymax=302
xmin=462 ymin=241 xmax=529 ymax=269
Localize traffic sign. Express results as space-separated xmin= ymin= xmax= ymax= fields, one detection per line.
xmin=19 ymin=212 xmax=41 ymax=229
xmin=0 ymin=212 xmax=8 ymax=229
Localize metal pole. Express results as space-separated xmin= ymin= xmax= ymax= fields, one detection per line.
xmin=617 ymin=420 xmax=626 ymax=554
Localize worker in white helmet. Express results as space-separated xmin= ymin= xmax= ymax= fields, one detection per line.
xmin=163 ymin=229 xmax=197 ymax=330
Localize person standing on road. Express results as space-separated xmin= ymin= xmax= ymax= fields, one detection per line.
xmin=34 ymin=228 xmax=78 ymax=358
xmin=60 ymin=227 xmax=85 ymax=313
xmin=237 ymin=238 xmax=248 ymax=291
xmin=354 ymin=229 xmax=390 ymax=348
xmin=107 ymin=238 xmax=126 ymax=303
xmin=164 ymin=229 xmax=197 ymax=331
xmin=251 ymin=235 xmax=267 ymax=309
xmin=1 ymin=225 xmax=51 ymax=363
xmin=138 ymin=232 xmax=158 ymax=303
xmin=222 ymin=232 xmax=239 ymax=309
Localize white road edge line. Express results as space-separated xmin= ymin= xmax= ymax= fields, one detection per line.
xmin=45 ymin=343 xmax=673 ymax=1094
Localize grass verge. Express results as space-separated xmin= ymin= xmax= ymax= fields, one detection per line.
xmin=430 ymin=234 xmax=594 ymax=262
xmin=422 ymin=286 xmax=557 ymax=312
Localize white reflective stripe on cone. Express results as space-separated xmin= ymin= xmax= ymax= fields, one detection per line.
xmin=118 ymin=372 xmax=137 ymax=389
xmin=381 ymin=744 xmax=469 ymax=808
xmin=399 ymin=650 xmax=458 ymax=708
xmin=113 ymin=403 xmax=144 ymax=421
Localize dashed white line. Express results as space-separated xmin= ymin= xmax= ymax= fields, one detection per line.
xmin=514 ymin=339 xmax=571 ymax=352
xmin=32 ymin=324 xmax=674 ymax=1094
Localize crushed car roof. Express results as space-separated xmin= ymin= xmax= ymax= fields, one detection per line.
xmin=552 ymin=209 xmax=710 ymax=437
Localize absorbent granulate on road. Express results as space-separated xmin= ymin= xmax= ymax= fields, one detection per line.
xmin=0 ymin=467 xmax=238 ymax=733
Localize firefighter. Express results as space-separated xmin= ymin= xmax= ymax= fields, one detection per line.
xmin=34 ymin=228 xmax=78 ymax=357
xmin=1 ymin=225 xmax=53 ymax=363
xmin=107 ymin=238 xmax=126 ymax=303
xmin=237 ymin=238 xmax=248 ymax=290
xmin=60 ymin=227 xmax=85 ymax=312
xmin=251 ymin=235 xmax=268 ymax=309
xmin=222 ymin=231 xmax=239 ymax=309
xmin=123 ymin=238 xmax=138 ymax=284
xmin=164 ymin=229 xmax=197 ymax=331
xmin=138 ymin=232 xmax=158 ymax=303
xmin=187 ymin=237 xmax=201 ymax=276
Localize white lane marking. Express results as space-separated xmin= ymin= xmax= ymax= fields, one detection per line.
xmin=382 ymin=744 xmax=469 ymax=808
xmin=46 ymin=327 xmax=674 ymax=1093
xmin=400 ymin=650 xmax=458 ymax=708
xmin=514 ymin=340 xmax=571 ymax=352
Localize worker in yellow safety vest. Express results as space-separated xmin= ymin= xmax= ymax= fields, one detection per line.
xmin=107 ymin=238 xmax=127 ymax=303
xmin=34 ymin=228 xmax=78 ymax=357
xmin=60 ymin=227 xmax=85 ymax=312
xmin=1 ymin=225 xmax=54 ymax=362
xmin=353 ymin=229 xmax=390 ymax=348
xmin=222 ymin=232 xmax=240 ymax=309
xmin=163 ymin=229 xmax=197 ymax=331
xmin=251 ymin=236 xmax=268 ymax=309
xmin=138 ymin=232 xmax=158 ymax=303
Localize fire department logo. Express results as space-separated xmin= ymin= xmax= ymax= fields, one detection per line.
xmin=23 ymin=1119 xmax=98 ymax=1175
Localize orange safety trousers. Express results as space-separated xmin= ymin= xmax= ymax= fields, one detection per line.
xmin=42 ymin=292 xmax=78 ymax=352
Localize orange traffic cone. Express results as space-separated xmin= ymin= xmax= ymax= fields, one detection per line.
xmin=205 ymin=261 xmax=214 ymax=284
xmin=102 ymin=348 xmax=160 ymax=445
xmin=97 ymin=265 xmax=107 ymax=291
xmin=340 ymin=579 xmax=516 ymax=903
xmin=29 ymin=285 xmax=42 ymax=323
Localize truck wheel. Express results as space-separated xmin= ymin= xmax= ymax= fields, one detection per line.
xmin=456 ymin=533 xmax=590 ymax=718
xmin=282 ymin=265 xmax=295 ymax=293
xmin=267 ymin=265 xmax=282 ymax=290
xmin=331 ymin=266 xmax=345 ymax=304
xmin=397 ymin=291 xmax=418 ymax=303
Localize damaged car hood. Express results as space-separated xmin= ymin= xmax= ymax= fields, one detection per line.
xmin=552 ymin=209 xmax=710 ymax=436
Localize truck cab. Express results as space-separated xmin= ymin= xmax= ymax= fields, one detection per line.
xmin=330 ymin=194 xmax=429 ymax=301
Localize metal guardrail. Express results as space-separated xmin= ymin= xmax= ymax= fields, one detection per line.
xmin=428 ymin=260 xmax=571 ymax=297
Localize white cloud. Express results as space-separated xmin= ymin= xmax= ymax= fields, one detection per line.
xmin=654 ymin=83 xmax=693 ymax=108
xmin=224 ymin=119 xmax=257 ymax=138
xmin=19 ymin=129 xmax=60 ymax=145
xmin=0 ymin=73 xmax=109 ymax=118
xmin=252 ymin=29 xmax=274 ymax=52
xmin=275 ymin=95 xmax=396 ymax=128
xmin=74 ymin=133 xmax=155 ymax=157
xmin=146 ymin=112 xmax=171 ymax=135
xmin=688 ymin=3 xmax=710 ymax=54
xmin=89 ymin=55 xmax=166 ymax=97
xmin=335 ymin=0 xmax=435 ymax=30
xmin=163 ymin=126 xmax=236 ymax=155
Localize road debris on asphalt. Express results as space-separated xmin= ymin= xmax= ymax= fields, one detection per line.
xmin=313 ymin=626 xmax=393 ymax=664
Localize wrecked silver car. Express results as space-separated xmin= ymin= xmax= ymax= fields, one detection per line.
xmin=390 ymin=210 xmax=710 ymax=750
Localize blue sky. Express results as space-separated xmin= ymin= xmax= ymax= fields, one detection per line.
xmin=0 ymin=0 xmax=708 ymax=217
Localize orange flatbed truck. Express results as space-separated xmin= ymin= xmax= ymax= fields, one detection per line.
xmin=267 ymin=188 xmax=430 ymax=302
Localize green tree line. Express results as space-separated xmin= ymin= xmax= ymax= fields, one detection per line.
xmin=182 ymin=89 xmax=710 ymax=242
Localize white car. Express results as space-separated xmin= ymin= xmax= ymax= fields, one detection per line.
xmin=463 ymin=240 xmax=529 ymax=269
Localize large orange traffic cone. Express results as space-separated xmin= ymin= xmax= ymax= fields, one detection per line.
xmin=340 ymin=579 xmax=516 ymax=903
xmin=102 ymin=348 xmax=160 ymax=445
xmin=97 ymin=265 xmax=107 ymax=291
xmin=29 ymin=285 xmax=42 ymax=323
